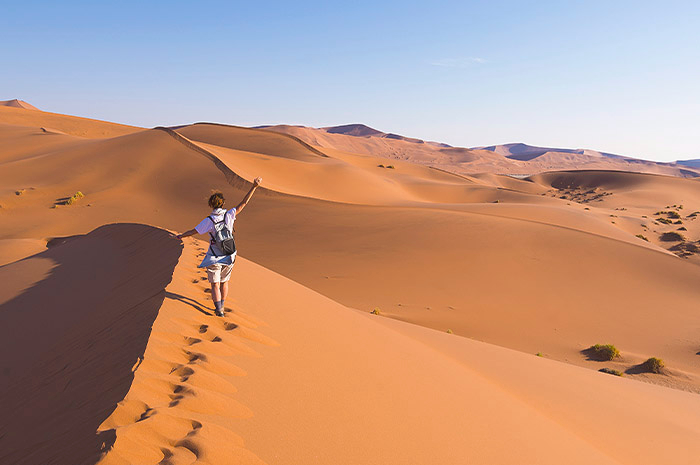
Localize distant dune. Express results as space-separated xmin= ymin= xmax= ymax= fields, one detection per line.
xmin=0 ymin=99 xmax=39 ymax=110
xmin=263 ymin=124 xmax=700 ymax=178
xmin=2 ymin=105 xmax=700 ymax=464
xmin=677 ymin=158 xmax=700 ymax=168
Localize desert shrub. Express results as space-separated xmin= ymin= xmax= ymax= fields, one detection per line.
xmin=370 ymin=307 xmax=381 ymax=315
xmin=635 ymin=234 xmax=649 ymax=242
xmin=655 ymin=210 xmax=681 ymax=219
xmin=678 ymin=227 xmax=687 ymax=231
xmin=656 ymin=218 xmax=672 ymax=225
xmin=536 ymin=352 xmax=543 ymax=357
xmin=66 ymin=191 xmax=85 ymax=205
xmin=15 ymin=189 xmax=25 ymax=196
xmin=674 ymin=220 xmax=683 ymax=224
xmin=591 ymin=344 xmax=620 ymax=361
xmin=660 ymin=231 xmax=685 ymax=242
xmin=643 ymin=357 xmax=665 ymax=373
xmin=378 ymin=164 xmax=385 ymax=168
xmin=599 ymin=367 xmax=623 ymax=376
xmin=446 ymin=329 xmax=453 ymax=334
xmin=386 ymin=165 xmax=395 ymax=169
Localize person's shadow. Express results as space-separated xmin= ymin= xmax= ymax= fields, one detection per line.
xmin=165 ymin=291 xmax=214 ymax=316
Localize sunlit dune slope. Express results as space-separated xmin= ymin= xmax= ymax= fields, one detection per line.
xmin=227 ymin=255 xmax=700 ymax=465
xmin=0 ymin=105 xmax=140 ymax=138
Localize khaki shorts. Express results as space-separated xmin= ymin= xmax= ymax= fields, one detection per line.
xmin=206 ymin=263 xmax=234 ymax=283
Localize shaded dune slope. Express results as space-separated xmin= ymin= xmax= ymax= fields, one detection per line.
xmin=0 ymin=224 xmax=181 ymax=465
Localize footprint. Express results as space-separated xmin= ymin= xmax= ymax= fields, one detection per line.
xmin=171 ymin=366 xmax=195 ymax=383
xmin=183 ymin=350 xmax=208 ymax=364
xmin=198 ymin=324 xmax=208 ymax=334
xmin=184 ymin=337 xmax=202 ymax=346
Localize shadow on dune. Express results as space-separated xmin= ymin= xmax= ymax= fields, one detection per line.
xmin=0 ymin=223 xmax=181 ymax=465
xmin=165 ymin=291 xmax=213 ymax=316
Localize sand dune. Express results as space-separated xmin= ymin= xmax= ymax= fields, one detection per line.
xmin=0 ymin=99 xmax=39 ymax=110
xmin=92 ymin=237 xmax=700 ymax=464
xmin=263 ymin=124 xmax=700 ymax=177
xmin=2 ymin=107 xmax=700 ymax=464
xmin=0 ymin=104 xmax=139 ymax=138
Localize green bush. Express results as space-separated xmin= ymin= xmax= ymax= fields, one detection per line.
xmin=643 ymin=357 xmax=665 ymax=373
xmin=65 ymin=191 xmax=85 ymax=205
xmin=591 ymin=344 xmax=620 ymax=361
xmin=660 ymin=231 xmax=685 ymax=242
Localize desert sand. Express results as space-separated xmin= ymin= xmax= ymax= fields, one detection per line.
xmin=1 ymin=102 xmax=700 ymax=464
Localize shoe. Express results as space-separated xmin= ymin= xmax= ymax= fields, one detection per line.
xmin=215 ymin=309 xmax=225 ymax=317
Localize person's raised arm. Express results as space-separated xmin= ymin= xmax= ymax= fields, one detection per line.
xmin=235 ymin=177 xmax=262 ymax=214
xmin=176 ymin=228 xmax=198 ymax=240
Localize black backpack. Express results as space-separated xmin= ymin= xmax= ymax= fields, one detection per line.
xmin=209 ymin=215 xmax=236 ymax=256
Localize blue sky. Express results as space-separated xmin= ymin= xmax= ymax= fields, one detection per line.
xmin=2 ymin=1 xmax=699 ymax=161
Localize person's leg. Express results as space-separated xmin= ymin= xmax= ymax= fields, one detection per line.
xmin=207 ymin=265 xmax=224 ymax=316
xmin=220 ymin=281 xmax=228 ymax=303
xmin=218 ymin=264 xmax=233 ymax=312
xmin=210 ymin=282 xmax=222 ymax=303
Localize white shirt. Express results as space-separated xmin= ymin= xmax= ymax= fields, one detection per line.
xmin=195 ymin=207 xmax=237 ymax=267
xmin=195 ymin=207 xmax=236 ymax=235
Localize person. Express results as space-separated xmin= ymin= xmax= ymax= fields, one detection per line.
xmin=176 ymin=177 xmax=262 ymax=316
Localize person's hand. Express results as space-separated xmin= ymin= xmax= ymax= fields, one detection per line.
xmin=253 ymin=177 xmax=262 ymax=187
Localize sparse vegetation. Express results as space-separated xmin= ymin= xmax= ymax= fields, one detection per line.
xmin=635 ymin=234 xmax=649 ymax=242
xmin=643 ymin=357 xmax=665 ymax=373
xmin=386 ymin=165 xmax=395 ymax=169
xmin=536 ymin=352 xmax=543 ymax=357
xmin=494 ymin=199 xmax=500 ymax=203
xmin=370 ymin=307 xmax=381 ymax=315
xmin=599 ymin=367 xmax=623 ymax=376
xmin=446 ymin=329 xmax=453 ymax=334
xmin=660 ymin=231 xmax=685 ymax=242
xmin=656 ymin=217 xmax=672 ymax=225
xmin=15 ymin=189 xmax=25 ymax=196
xmin=378 ymin=164 xmax=385 ymax=168
xmin=65 ymin=191 xmax=85 ymax=205
xmin=678 ymin=227 xmax=687 ymax=231
xmin=655 ymin=210 xmax=681 ymax=219
xmin=591 ymin=344 xmax=620 ymax=361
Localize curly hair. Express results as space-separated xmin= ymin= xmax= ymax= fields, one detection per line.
xmin=208 ymin=192 xmax=225 ymax=209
